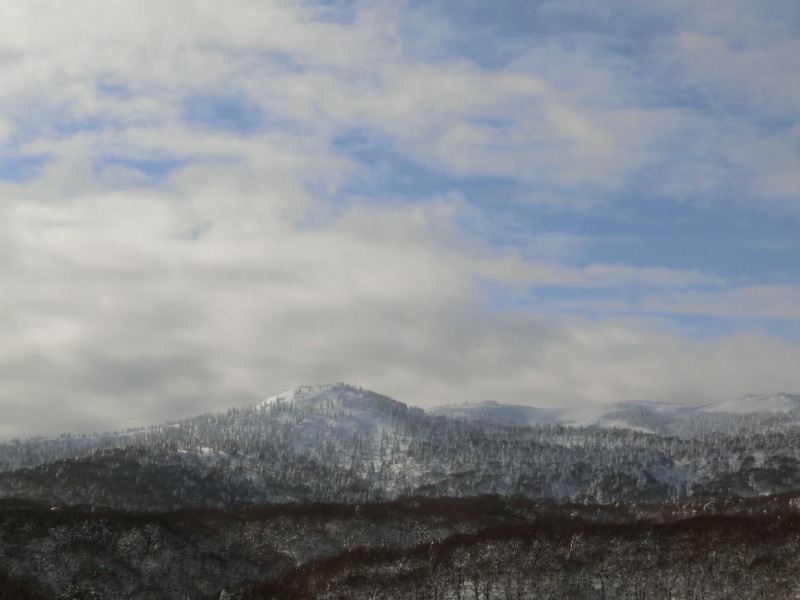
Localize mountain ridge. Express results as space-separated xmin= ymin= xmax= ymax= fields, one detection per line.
xmin=2 ymin=383 xmax=800 ymax=511
xmin=4 ymin=383 xmax=800 ymax=446
xmin=425 ymin=389 xmax=800 ymax=433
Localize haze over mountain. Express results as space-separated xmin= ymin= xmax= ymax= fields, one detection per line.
xmin=432 ymin=390 xmax=800 ymax=433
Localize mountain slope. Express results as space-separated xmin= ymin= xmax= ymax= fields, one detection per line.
xmin=3 ymin=385 xmax=800 ymax=600
xmin=2 ymin=384 xmax=800 ymax=509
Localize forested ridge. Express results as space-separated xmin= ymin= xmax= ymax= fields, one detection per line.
xmin=2 ymin=495 xmax=800 ymax=599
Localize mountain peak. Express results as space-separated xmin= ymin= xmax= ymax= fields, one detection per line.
xmin=258 ymin=382 xmax=353 ymax=409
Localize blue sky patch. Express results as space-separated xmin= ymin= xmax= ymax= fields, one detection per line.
xmin=333 ymin=128 xmax=523 ymax=208
xmin=0 ymin=155 xmax=49 ymax=182
xmin=183 ymin=94 xmax=265 ymax=134
xmin=97 ymin=157 xmax=188 ymax=181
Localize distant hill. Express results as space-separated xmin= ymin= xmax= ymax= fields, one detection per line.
xmin=431 ymin=392 xmax=800 ymax=434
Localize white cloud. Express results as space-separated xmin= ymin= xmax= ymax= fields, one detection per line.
xmin=0 ymin=0 xmax=666 ymax=205
xmin=3 ymin=159 xmax=799 ymax=439
xmin=0 ymin=0 xmax=798 ymax=440
xmin=645 ymin=1 xmax=800 ymax=207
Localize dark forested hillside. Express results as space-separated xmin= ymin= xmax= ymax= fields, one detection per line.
xmin=1 ymin=496 xmax=799 ymax=599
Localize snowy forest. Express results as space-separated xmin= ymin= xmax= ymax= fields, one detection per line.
xmin=2 ymin=384 xmax=800 ymax=598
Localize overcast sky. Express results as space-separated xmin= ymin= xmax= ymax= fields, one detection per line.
xmin=1 ymin=0 xmax=799 ymax=439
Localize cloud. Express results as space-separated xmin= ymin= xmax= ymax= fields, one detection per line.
xmin=4 ymin=0 xmax=795 ymax=213
xmin=0 ymin=0 xmax=798 ymax=440
xmin=0 ymin=0 xmax=661 ymax=205
xmin=0 ymin=165 xmax=476 ymax=436
xmin=641 ymin=0 xmax=800 ymax=207
xmin=3 ymin=160 xmax=800 ymax=439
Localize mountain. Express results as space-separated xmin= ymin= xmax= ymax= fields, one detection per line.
xmin=432 ymin=392 xmax=800 ymax=435
xmin=0 ymin=384 xmax=428 ymax=508
xmin=2 ymin=383 xmax=800 ymax=510
xmin=3 ymin=384 xmax=800 ymax=599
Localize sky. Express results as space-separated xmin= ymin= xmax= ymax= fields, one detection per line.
xmin=1 ymin=0 xmax=799 ymax=439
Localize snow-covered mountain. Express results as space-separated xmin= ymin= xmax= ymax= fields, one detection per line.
xmin=262 ymin=384 xmax=800 ymax=433
xmin=4 ymin=382 xmax=800 ymax=600
xmin=432 ymin=392 xmax=800 ymax=435
xmin=2 ymin=383 xmax=800 ymax=510
xmin=259 ymin=383 xmax=423 ymax=446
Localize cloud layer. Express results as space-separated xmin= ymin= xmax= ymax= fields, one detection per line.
xmin=1 ymin=0 xmax=799 ymax=438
